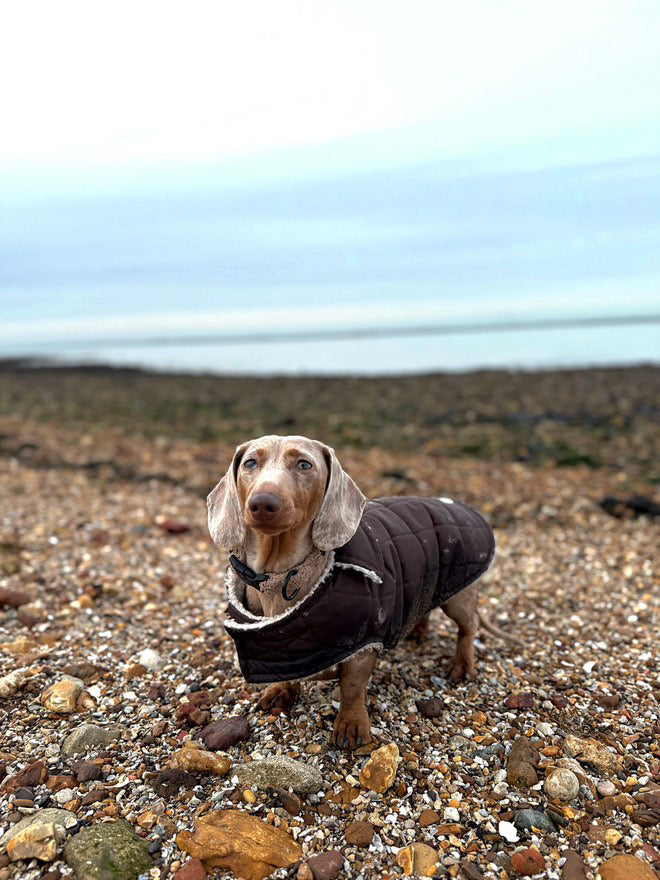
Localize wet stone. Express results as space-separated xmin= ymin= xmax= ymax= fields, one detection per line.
xmin=344 ymin=819 xmax=374 ymax=846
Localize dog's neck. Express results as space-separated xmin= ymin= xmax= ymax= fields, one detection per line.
xmin=242 ymin=527 xmax=315 ymax=575
xmin=233 ymin=530 xmax=328 ymax=616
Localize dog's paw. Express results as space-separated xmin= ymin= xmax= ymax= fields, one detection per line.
xmin=257 ymin=682 xmax=300 ymax=712
xmin=332 ymin=709 xmax=372 ymax=750
xmin=446 ymin=656 xmax=476 ymax=683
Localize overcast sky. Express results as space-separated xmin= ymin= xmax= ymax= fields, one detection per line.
xmin=1 ymin=1 xmax=658 ymax=371
xmin=3 ymin=0 xmax=659 ymax=188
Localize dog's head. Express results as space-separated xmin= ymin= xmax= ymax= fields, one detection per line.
xmin=207 ymin=435 xmax=366 ymax=552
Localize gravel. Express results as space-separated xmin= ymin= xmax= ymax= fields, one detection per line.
xmin=0 ymin=366 xmax=658 ymax=879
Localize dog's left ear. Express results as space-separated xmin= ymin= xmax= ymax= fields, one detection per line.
xmin=207 ymin=442 xmax=249 ymax=549
xmin=312 ymin=445 xmax=367 ymax=551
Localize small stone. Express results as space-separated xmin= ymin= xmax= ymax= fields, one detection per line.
xmin=0 ymin=668 xmax=28 ymax=698
xmin=344 ymin=820 xmax=374 ymax=846
xmin=200 ymin=717 xmax=250 ymax=751
xmin=0 ymin=588 xmax=31 ymax=608
xmin=60 ymin=723 xmax=126 ymax=758
xmin=42 ymin=678 xmax=83 ymax=713
xmin=308 ymin=850 xmax=344 ymax=880
xmin=511 ymin=847 xmax=545 ymax=875
xmin=7 ymin=823 xmax=58 ymax=862
xmin=597 ymin=854 xmax=657 ymax=880
xmin=64 ymin=818 xmax=152 ymax=880
xmin=498 ymin=821 xmax=519 ymax=842
xmin=536 ymin=722 xmax=554 ymax=736
xmin=419 ymin=809 xmax=441 ymax=827
xmin=460 ymin=862 xmax=484 ymax=880
xmin=507 ymin=737 xmax=540 ymax=789
xmin=70 ymin=760 xmax=103 ymax=782
xmin=513 ymin=809 xmax=556 ymax=833
xmin=563 ymin=735 xmax=617 ymax=776
xmin=597 ymin=780 xmax=617 ymax=797
xmin=136 ymin=648 xmax=163 ymax=670
xmin=561 ymin=850 xmax=588 ymax=880
xmin=505 ymin=692 xmax=535 ymax=709
xmin=272 ymin=788 xmax=302 ymax=816
xmin=53 ymin=788 xmax=76 ymax=805
xmin=297 ymin=865 xmax=314 ymax=880
xmin=169 ymin=748 xmax=231 ymax=776
xmin=397 ymin=842 xmax=439 ymax=877
xmin=125 ymin=663 xmax=147 ymax=680
xmin=443 ymin=807 xmax=460 ymax=822
xmin=176 ymin=809 xmax=302 ymax=877
xmin=234 ymin=756 xmax=323 ymax=794
xmin=544 ymin=769 xmax=580 ymax=802
xmin=173 ymin=859 xmax=207 ymax=880
xmin=415 ymin=697 xmax=445 ymax=718
xmin=4 ymin=760 xmax=48 ymax=791
xmin=359 ymin=742 xmax=399 ymax=793
xmin=0 ymin=810 xmax=77 ymax=849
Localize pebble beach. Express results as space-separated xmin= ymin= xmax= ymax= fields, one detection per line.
xmin=0 ymin=362 xmax=658 ymax=880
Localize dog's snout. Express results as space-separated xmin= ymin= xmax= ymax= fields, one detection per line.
xmin=249 ymin=491 xmax=283 ymax=519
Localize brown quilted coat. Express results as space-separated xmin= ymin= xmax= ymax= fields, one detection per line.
xmin=224 ymin=496 xmax=495 ymax=683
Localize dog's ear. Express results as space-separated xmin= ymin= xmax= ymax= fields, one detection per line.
xmin=312 ymin=445 xmax=367 ymax=551
xmin=207 ymin=442 xmax=249 ymax=549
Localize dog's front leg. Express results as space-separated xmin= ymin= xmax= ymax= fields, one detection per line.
xmin=258 ymin=681 xmax=301 ymax=712
xmin=332 ymin=649 xmax=376 ymax=749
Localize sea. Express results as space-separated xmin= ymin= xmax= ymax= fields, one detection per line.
xmin=2 ymin=153 xmax=659 ymax=375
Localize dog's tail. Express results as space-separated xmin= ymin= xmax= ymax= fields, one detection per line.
xmin=477 ymin=612 xmax=520 ymax=645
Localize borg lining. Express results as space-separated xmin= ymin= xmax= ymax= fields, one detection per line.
xmin=224 ymin=496 xmax=496 ymax=684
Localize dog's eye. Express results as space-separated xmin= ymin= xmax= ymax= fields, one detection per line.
xmin=243 ymin=458 xmax=258 ymax=469
xmin=298 ymin=459 xmax=313 ymax=470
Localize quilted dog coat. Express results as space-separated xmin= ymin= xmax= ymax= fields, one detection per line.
xmin=224 ymin=496 xmax=495 ymax=683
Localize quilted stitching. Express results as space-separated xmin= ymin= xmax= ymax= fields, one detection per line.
xmin=225 ymin=497 xmax=495 ymax=682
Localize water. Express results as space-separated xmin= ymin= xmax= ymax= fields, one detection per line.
xmin=2 ymin=153 xmax=659 ymax=375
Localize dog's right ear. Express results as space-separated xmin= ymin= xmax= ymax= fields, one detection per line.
xmin=207 ymin=442 xmax=249 ymax=549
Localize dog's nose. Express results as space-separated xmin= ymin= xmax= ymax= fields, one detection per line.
xmin=249 ymin=492 xmax=283 ymax=519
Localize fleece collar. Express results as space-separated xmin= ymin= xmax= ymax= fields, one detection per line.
xmin=229 ymin=547 xmax=326 ymax=602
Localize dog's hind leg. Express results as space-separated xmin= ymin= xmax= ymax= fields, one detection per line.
xmin=440 ymin=582 xmax=478 ymax=682
xmin=258 ymin=681 xmax=301 ymax=712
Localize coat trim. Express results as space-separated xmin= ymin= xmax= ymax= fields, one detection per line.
xmin=224 ymin=550 xmax=337 ymax=631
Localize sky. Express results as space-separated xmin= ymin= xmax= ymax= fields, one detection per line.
xmin=1 ymin=1 xmax=659 ymax=373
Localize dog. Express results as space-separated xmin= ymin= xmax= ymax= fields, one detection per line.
xmin=208 ymin=434 xmax=498 ymax=749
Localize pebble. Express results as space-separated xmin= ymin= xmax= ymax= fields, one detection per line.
xmin=272 ymin=788 xmax=302 ymax=815
xmin=511 ymin=847 xmax=546 ymax=876
xmin=41 ymin=677 xmax=84 ymax=713
xmin=597 ymin=780 xmax=618 ymax=797
xmin=60 ymin=723 xmax=126 ymax=758
xmin=415 ymin=697 xmax=445 ymax=718
xmin=172 ymin=859 xmax=207 ymax=880
xmin=307 ymin=850 xmax=345 ymax=880
xmin=513 ymin=809 xmax=556 ymax=833
xmin=0 ymin=810 xmax=77 ymax=849
xmin=498 ymin=821 xmax=519 ymax=842
xmin=544 ymin=768 xmax=580 ymax=802
xmin=419 ymin=809 xmax=441 ymax=827
xmin=176 ymin=809 xmax=302 ymax=877
xmin=561 ymin=850 xmax=588 ymax=880
xmin=52 ymin=788 xmax=76 ymax=805
xmin=63 ymin=818 xmax=152 ymax=880
xmin=0 ymin=668 xmax=28 ymax=698
xmin=200 ymin=716 xmax=250 ymax=751
xmin=397 ymin=842 xmax=439 ymax=877
xmin=169 ymin=747 xmax=231 ymax=776
xmin=359 ymin=742 xmax=399 ymax=793
xmin=234 ymin=755 xmax=324 ymax=793
xmin=6 ymin=822 xmax=59 ymax=862
xmin=137 ymin=648 xmax=163 ymax=670
xmin=344 ymin=819 xmax=375 ymax=846
xmin=443 ymin=806 xmax=461 ymax=822
xmin=597 ymin=854 xmax=658 ymax=880
xmin=563 ymin=735 xmax=618 ymax=776
xmin=507 ymin=737 xmax=540 ymax=788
